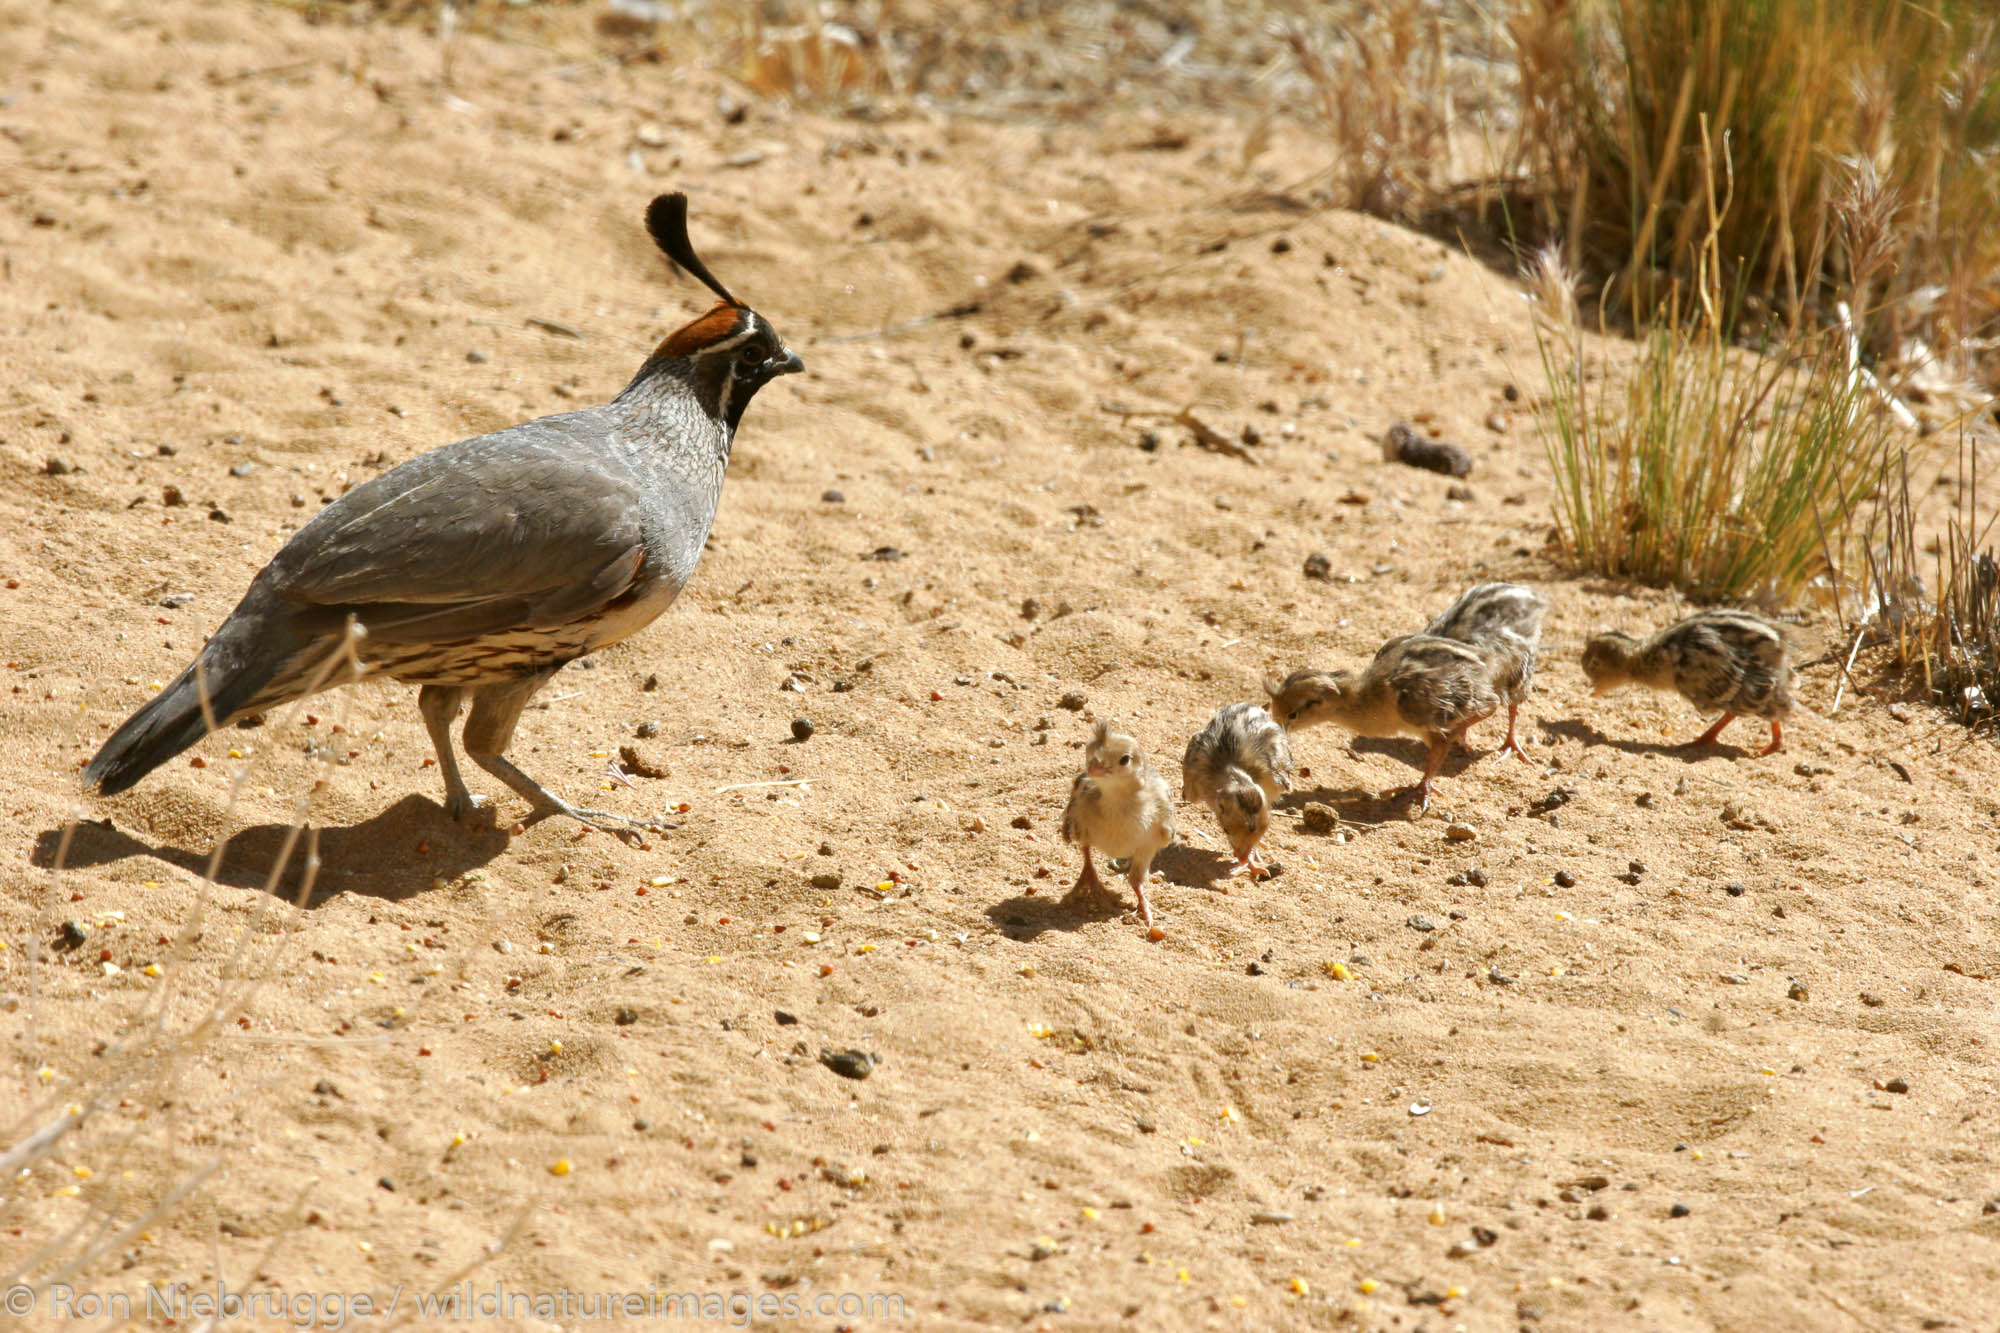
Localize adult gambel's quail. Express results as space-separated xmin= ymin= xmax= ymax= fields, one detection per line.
xmin=83 ymin=194 xmax=801 ymax=834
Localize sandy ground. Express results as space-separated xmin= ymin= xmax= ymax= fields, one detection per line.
xmin=5 ymin=3 xmax=2000 ymax=1330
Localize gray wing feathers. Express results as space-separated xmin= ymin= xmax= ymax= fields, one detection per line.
xmin=269 ymin=413 xmax=647 ymax=641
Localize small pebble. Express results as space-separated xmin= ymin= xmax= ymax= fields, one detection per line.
xmin=1302 ymin=552 xmax=1332 ymax=582
xmin=1444 ymin=823 xmax=1476 ymax=843
xmin=1245 ymin=961 xmax=1265 ymax=976
xmin=614 ymin=1008 xmax=638 ymax=1026
xmin=1137 ymin=430 xmax=1161 ymax=452
xmin=818 ymin=1048 xmax=877 ymax=1080
xmin=1300 ymin=804 xmax=1338 ymax=835
xmin=1464 ymin=866 xmax=1488 ymax=887
xmin=634 ymin=720 xmax=661 ymax=738
xmin=1725 ymin=882 xmax=1747 ymax=897
xmin=790 ymin=717 xmax=815 ymax=742
xmin=1553 ymin=869 xmax=1577 ymax=888
xmin=228 ymin=462 xmax=256 ymax=477
xmin=821 ymin=489 xmax=844 ymax=503
xmin=1884 ymin=1077 xmax=1910 ymax=1094
xmin=809 ymin=872 xmax=841 ymax=890
xmin=1787 ymin=980 xmax=1809 ymax=1002
xmin=1861 ymin=992 xmax=1886 ymax=1007
xmin=58 ymin=920 xmax=88 ymax=950
xmin=1445 ymin=484 xmax=1475 ymax=502
xmin=466 ymin=348 xmax=488 ymax=363
xmin=43 ymin=457 xmax=73 ymax=476
xmin=1406 ymin=915 xmax=1436 ymax=933
xmin=1669 ymin=1203 xmax=1691 ymax=1218
xmin=1058 ymin=690 xmax=1086 ymax=711
xmin=774 ymin=1011 xmax=797 ymax=1025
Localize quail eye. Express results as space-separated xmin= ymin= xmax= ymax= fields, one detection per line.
xmin=737 ymin=344 xmax=766 ymax=368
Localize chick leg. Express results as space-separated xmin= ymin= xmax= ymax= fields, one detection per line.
xmin=1391 ymin=734 xmax=1451 ymax=815
xmin=1499 ymin=700 xmax=1533 ymax=762
xmin=1064 ymin=845 xmax=1104 ymax=899
xmin=1758 ymin=719 xmax=1784 ymax=756
xmin=1126 ymin=852 xmax=1156 ymax=929
xmin=463 ymin=672 xmax=670 ymax=840
xmin=1689 ymin=711 xmax=1738 ymax=748
xmin=1226 ymin=843 xmax=1271 ymax=880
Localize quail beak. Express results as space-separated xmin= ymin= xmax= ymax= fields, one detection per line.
xmin=770 ymin=348 xmax=804 ymax=377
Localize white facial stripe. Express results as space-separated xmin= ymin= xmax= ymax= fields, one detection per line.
xmin=701 ymin=311 xmax=760 ymax=356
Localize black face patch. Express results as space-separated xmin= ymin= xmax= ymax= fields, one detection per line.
xmin=685 ymin=315 xmax=801 ymax=432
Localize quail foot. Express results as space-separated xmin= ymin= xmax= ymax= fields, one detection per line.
xmin=1182 ymin=702 xmax=1293 ymax=879
xmin=1061 ymin=720 xmax=1177 ymax=931
xmin=1424 ymin=581 xmax=1549 ymax=761
xmin=1266 ymin=633 xmax=1500 ymax=815
xmin=83 ymin=194 xmax=801 ymax=839
xmin=1581 ymin=609 xmax=1795 ymax=755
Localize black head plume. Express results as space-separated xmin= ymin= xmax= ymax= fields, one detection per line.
xmin=645 ymin=193 xmax=740 ymax=307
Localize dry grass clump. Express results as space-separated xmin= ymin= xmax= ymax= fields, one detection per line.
xmin=1839 ymin=445 xmax=2000 ymax=727
xmin=1510 ymin=0 xmax=2000 ymax=387
xmin=1531 ymin=141 xmax=1904 ymax=607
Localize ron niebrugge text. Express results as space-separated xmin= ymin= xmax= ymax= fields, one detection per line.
xmin=8 ymin=1281 xmax=909 ymax=1327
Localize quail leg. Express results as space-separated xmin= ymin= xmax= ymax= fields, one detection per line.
xmin=1758 ymin=719 xmax=1784 ymax=756
xmin=1125 ymin=854 xmax=1156 ymax=930
xmin=462 ymin=673 xmax=670 ymax=841
xmin=1226 ymin=845 xmax=1271 ymax=880
xmin=418 ymin=684 xmax=484 ymax=821
xmin=1063 ymin=844 xmax=1105 ymax=900
xmin=1689 ymin=711 xmax=1738 ymax=748
xmin=1391 ymin=733 xmax=1452 ymax=815
xmin=1499 ymin=700 xmax=1532 ymax=762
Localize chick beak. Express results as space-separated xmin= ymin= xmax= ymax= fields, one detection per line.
xmin=1590 ymin=684 xmax=1608 ymax=698
xmin=1085 ymin=760 xmax=1109 ymax=778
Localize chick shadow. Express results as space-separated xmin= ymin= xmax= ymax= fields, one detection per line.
xmin=1538 ymin=717 xmax=1742 ymax=761
xmin=30 ymin=796 xmax=509 ymax=906
xmin=1277 ymin=784 xmax=1397 ymax=827
xmin=984 ymin=883 xmax=1131 ymax=941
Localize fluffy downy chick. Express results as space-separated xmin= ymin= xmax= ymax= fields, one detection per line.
xmin=1424 ymin=581 xmax=1549 ymax=760
xmin=1264 ymin=634 xmax=1500 ymax=813
xmin=1060 ymin=720 xmax=1177 ymax=930
xmin=1182 ymin=703 xmax=1295 ymax=878
xmin=1580 ymin=609 xmax=1794 ymax=754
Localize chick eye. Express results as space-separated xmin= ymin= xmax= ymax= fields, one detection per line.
xmin=1118 ymin=755 xmax=1131 ymax=766
xmin=1287 ymin=709 xmax=1300 ymax=721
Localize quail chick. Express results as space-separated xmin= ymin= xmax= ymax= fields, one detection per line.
xmin=1061 ymin=720 xmax=1177 ymax=929
xmin=1265 ymin=634 xmax=1500 ymax=813
xmin=1581 ymin=609 xmax=1794 ymax=754
xmin=1182 ymin=703 xmax=1293 ymax=878
xmin=1424 ymin=581 xmax=1550 ymax=761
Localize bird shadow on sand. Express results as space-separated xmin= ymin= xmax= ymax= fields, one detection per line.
xmin=31 ymin=796 xmax=510 ymax=906
xmin=1277 ymin=784 xmax=1405 ymax=827
xmin=1538 ymin=718 xmax=1744 ymax=761
xmin=984 ymin=882 xmax=1136 ymax=941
